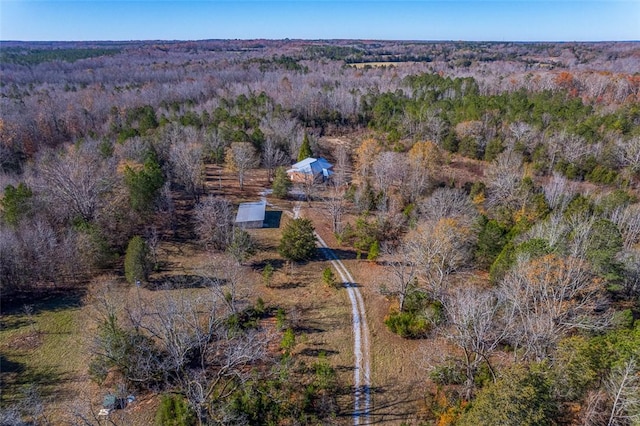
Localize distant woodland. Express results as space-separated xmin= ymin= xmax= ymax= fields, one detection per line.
xmin=1 ymin=40 xmax=640 ymax=425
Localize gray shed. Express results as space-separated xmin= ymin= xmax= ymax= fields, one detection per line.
xmin=235 ymin=200 xmax=266 ymax=229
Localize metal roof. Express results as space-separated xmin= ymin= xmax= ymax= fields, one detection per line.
xmin=235 ymin=200 xmax=266 ymax=223
xmin=287 ymin=157 xmax=333 ymax=175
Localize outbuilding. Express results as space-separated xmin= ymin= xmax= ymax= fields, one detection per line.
xmin=235 ymin=200 xmax=266 ymax=229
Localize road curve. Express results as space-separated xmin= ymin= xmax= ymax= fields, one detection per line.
xmin=315 ymin=233 xmax=371 ymax=425
xmin=286 ymin=202 xmax=371 ymax=424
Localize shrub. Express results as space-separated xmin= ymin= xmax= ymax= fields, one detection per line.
xmin=430 ymin=360 xmax=465 ymax=386
xmin=384 ymin=311 xmax=430 ymax=338
xmin=262 ymin=263 xmax=274 ymax=287
xmin=124 ymin=236 xmax=151 ymax=284
xmin=367 ymin=240 xmax=380 ymax=261
xmin=275 ymin=308 xmax=286 ymax=329
xmin=322 ymin=267 xmax=338 ymax=288
xmin=155 ymin=395 xmax=195 ymax=426
xmin=281 ymin=328 xmax=295 ymax=354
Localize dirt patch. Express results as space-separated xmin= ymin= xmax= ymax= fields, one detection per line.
xmin=204 ymin=164 xmax=270 ymax=202
xmin=441 ymin=155 xmax=486 ymax=187
xmin=4 ymin=331 xmax=43 ymax=351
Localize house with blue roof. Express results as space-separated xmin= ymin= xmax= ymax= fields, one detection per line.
xmin=286 ymin=157 xmax=334 ymax=184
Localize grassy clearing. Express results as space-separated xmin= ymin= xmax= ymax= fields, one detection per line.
xmin=0 ymin=292 xmax=89 ymax=422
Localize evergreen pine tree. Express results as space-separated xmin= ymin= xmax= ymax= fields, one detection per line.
xmin=298 ymin=132 xmax=313 ymax=161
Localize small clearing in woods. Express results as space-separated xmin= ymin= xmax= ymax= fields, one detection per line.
xmin=0 ymin=164 xmax=453 ymax=425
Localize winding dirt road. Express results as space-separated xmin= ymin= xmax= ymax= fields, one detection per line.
xmin=290 ymin=203 xmax=372 ymax=424
xmin=316 ymin=234 xmax=372 ymax=425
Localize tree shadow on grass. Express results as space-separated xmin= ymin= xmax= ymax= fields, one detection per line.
xmin=251 ymin=258 xmax=287 ymax=271
xmin=339 ymin=384 xmax=422 ymax=424
xmin=269 ymin=280 xmax=307 ymax=290
xmin=293 ymin=324 xmax=325 ymax=334
xmin=0 ymin=355 xmax=68 ymax=403
xmin=146 ymin=274 xmax=226 ymax=290
xmin=316 ymin=247 xmax=359 ymax=261
xmin=298 ymin=348 xmax=339 ymax=357
xmin=0 ymin=317 xmax=32 ymax=332
xmin=0 ymin=354 xmax=25 ymax=375
xmin=1 ymin=289 xmax=85 ymax=317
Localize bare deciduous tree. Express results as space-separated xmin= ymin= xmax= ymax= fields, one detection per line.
xmin=193 ymin=196 xmax=234 ymax=250
xmin=35 ymin=143 xmax=113 ymax=223
xmin=332 ymin=144 xmax=351 ymax=187
xmin=500 ymin=254 xmax=604 ymax=361
xmin=372 ymin=151 xmax=408 ymax=211
xmin=610 ymin=203 xmax=640 ymax=250
xmin=484 ymin=149 xmax=523 ymax=210
xmin=442 ymin=287 xmax=504 ymax=399
xmin=419 ymin=187 xmax=478 ymax=228
xmin=406 ymin=218 xmax=477 ymax=299
xmin=382 ymin=242 xmax=418 ymax=313
xmin=606 ymin=357 xmax=640 ymax=426
xmin=225 ymin=142 xmax=259 ymax=191
xmin=354 ymin=138 xmax=381 ymax=182
xmin=542 ymin=172 xmax=576 ymax=212
xmin=325 ymin=181 xmax=347 ymax=234
xmin=261 ymin=137 xmax=287 ymax=182
xmin=169 ymin=139 xmax=204 ymax=201
xmin=405 ymin=141 xmax=442 ymax=202
xmin=616 ymin=136 xmax=640 ymax=176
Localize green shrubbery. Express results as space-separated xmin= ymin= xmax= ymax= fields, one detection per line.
xmin=155 ymin=395 xmax=195 ymax=426
xmin=124 ymin=236 xmax=151 ymax=284
xmin=384 ymin=290 xmax=442 ymax=338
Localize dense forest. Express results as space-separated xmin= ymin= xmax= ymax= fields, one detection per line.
xmin=1 ymin=39 xmax=640 ymax=425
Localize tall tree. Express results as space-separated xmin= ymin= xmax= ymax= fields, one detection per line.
xmin=442 ymin=287 xmax=504 ymax=398
xmin=354 ymin=138 xmax=381 ymax=182
xmin=326 ymin=181 xmax=347 ymax=234
xmin=261 ymin=138 xmax=287 ymax=182
xmin=271 ymin=166 xmax=292 ymax=199
xmin=0 ymin=183 xmax=33 ymax=226
xmin=406 ymin=141 xmax=443 ymax=201
xmin=37 ymin=144 xmax=114 ymax=222
xmin=500 ymin=254 xmax=603 ymax=361
xmin=193 ymin=196 xmax=235 ymax=250
xmin=458 ymin=365 xmax=557 ymax=426
xmin=169 ymin=139 xmax=204 ymax=202
xmin=225 ymin=142 xmax=259 ymax=191
xmin=406 ymin=218 xmax=477 ymax=299
xmin=297 ymin=132 xmax=313 ymax=162
xmin=278 ymin=218 xmax=317 ymax=262
xmin=124 ymin=157 xmax=165 ymax=213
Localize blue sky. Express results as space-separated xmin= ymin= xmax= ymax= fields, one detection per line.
xmin=1 ymin=1 xmax=638 ymax=42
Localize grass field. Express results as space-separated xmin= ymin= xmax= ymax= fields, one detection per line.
xmin=0 ymin=292 xmax=91 ymax=424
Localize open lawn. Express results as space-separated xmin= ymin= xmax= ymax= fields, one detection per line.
xmin=0 ymin=291 xmax=93 ymax=424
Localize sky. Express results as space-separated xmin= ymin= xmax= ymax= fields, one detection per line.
xmin=0 ymin=0 xmax=638 ymax=42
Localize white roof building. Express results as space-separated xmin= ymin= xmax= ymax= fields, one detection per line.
xmin=235 ymin=200 xmax=266 ymax=229
xmin=286 ymin=157 xmax=334 ymax=183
